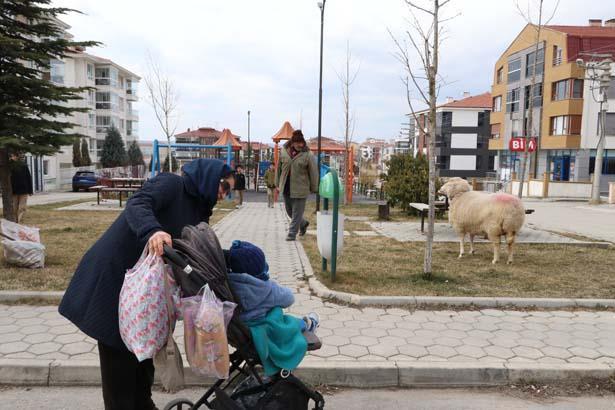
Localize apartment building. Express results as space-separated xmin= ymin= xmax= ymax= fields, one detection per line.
xmin=413 ymin=92 xmax=494 ymax=178
xmin=37 ymin=21 xmax=140 ymax=190
xmin=489 ymin=19 xmax=615 ymax=187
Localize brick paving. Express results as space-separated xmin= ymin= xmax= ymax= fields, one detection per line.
xmin=1 ymin=202 xmax=614 ymax=368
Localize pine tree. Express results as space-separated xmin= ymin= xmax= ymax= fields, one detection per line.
xmin=72 ymin=139 xmax=82 ymax=167
xmin=0 ymin=1 xmax=99 ymax=220
xmin=100 ymin=126 xmax=127 ymax=168
xmin=162 ymin=154 xmax=178 ymax=172
xmin=127 ymin=141 xmax=144 ymax=166
xmin=81 ymin=138 xmax=92 ymax=166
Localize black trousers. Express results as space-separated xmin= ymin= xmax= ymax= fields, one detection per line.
xmin=98 ymin=342 xmax=157 ymax=410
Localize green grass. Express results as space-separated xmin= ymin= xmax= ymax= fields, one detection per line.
xmin=301 ymin=234 xmax=615 ymax=299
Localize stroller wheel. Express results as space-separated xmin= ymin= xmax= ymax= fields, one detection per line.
xmin=163 ymin=398 xmax=195 ymax=410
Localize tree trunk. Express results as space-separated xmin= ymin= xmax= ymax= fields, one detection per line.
xmin=166 ymin=136 xmax=173 ymax=173
xmin=0 ymin=149 xmax=16 ymax=221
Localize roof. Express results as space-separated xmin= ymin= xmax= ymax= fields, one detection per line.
xmin=272 ymin=121 xmax=295 ymax=143
xmin=546 ymin=24 xmax=615 ymax=62
xmin=241 ymin=141 xmax=272 ymax=150
xmin=545 ymin=25 xmax=615 ymax=38
xmin=307 ymin=137 xmax=346 ymax=152
xmin=440 ymin=92 xmax=492 ymax=109
xmin=70 ymin=51 xmax=141 ymax=80
xmin=175 ymin=127 xmax=224 ymax=140
xmin=213 ymin=129 xmax=242 ymax=150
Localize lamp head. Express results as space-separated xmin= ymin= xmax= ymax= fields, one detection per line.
xmin=576 ymin=58 xmax=585 ymax=68
xmin=317 ymin=2 xmax=323 ymax=9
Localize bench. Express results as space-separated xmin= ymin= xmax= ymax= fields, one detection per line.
xmin=409 ymin=201 xmax=449 ymax=233
xmin=89 ymin=186 xmax=140 ymax=207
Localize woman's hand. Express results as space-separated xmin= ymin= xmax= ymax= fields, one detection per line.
xmin=148 ymin=231 xmax=172 ymax=256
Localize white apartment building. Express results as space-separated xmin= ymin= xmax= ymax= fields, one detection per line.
xmin=578 ymin=61 xmax=615 ymax=192
xmin=35 ymin=20 xmax=140 ymax=191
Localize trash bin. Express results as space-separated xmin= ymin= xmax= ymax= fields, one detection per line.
xmin=316 ymin=211 xmax=344 ymax=261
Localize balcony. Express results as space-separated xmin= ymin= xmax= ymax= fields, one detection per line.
xmin=126 ymin=88 xmax=138 ymax=100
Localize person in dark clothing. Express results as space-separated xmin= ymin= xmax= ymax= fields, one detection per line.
xmin=59 ymin=159 xmax=234 ymax=410
xmin=234 ymin=165 xmax=246 ymax=208
xmin=10 ymin=154 xmax=34 ymax=223
xmin=275 ymin=130 xmax=318 ymax=241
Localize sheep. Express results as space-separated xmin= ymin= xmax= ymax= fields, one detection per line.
xmin=437 ymin=178 xmax=525 ymax=264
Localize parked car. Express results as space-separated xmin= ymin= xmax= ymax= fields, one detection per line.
xmin=72 ymin=171 xmax=99 ymax=192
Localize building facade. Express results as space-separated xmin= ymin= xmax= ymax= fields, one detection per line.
xmin=489 ymin=19 xmax=615 ymax=188
xmin=36 ymin=21 xmax=140 ymax=191
xmin=413 ymin=92 xmax=494 ymax=178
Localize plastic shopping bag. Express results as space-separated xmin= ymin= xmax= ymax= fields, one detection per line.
xmin=183 ymin=285 xmax=235 ymax=379
xmin=119 ymin=249 xmax=173 ymax=362
xmin=0 ymin=219 xmax=40 ymax=242
xmin=1 ymin=239 xmax=45 ymax=268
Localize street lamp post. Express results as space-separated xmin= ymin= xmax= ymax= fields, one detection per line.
xmin=316 ymin=0 xmax=326 ymax=212
xmin=247 ymin=110 xmax=251 ymax=189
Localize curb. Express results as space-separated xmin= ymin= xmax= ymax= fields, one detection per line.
xmin=0 ymin=291 xmax=64 ymax=303
xmin=1 ymin=359 xmax=613 ymax=388
xmin=294 ymin=240 xmax=615 ymax=309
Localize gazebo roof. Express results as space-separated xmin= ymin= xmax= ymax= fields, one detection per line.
xmin=272 ymin=121 xmax=295 ymax=143
xmin=307 ymin=136 xmax=346 ymax=153
xmin=213 ymin=128 xmax=242 ymax=150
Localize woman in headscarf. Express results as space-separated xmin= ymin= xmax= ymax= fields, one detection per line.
xmin=59 ymin=159 xmax=233 ymax=410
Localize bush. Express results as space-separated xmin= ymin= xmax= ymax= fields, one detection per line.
xmin=382 ymin=154 xmax=441 ymax=214
xmin=72 ymin=139 xmax=82 ymax=167
xmin=81 ymin=139 xmax=92 ymax=166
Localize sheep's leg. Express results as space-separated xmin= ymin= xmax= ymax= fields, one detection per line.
xmin=458 ymin=233 xmax=465 ymax=258
xmin=506 ymin=232 xmax=516 ymax=264
xmin=488 ymin=233 xmax=500 ymax=264
xmin=469 ymin=234 xmax=475 ymax=255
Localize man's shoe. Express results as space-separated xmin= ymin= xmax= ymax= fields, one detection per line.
xmin=286 ymin=235 xmax=296 ymax=241
xmin=299 ymin=221 xmax=310 ymax=236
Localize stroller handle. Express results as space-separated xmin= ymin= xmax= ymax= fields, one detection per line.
xmin=162 ymin=243 xmax=193 ymax=275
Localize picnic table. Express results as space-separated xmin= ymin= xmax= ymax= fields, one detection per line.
xmin=108 ymin=177 xmax=145 ymax=188
xmin=409 ymin=200 xmax=449 ymax=233
xmin=89 ymin=185 xmax=141 ymax=207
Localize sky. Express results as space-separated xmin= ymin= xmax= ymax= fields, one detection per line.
xmin=57 ymin=0 xmax=613 ymax=143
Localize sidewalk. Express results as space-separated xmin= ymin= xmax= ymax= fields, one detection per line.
xmin=1 ymin=202 xmax=614 ymax=387
xmin=0 ymin=191 xmax=95 ymax=208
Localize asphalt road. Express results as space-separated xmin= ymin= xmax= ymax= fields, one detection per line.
xmin=0 ymin=386 xmax=613 ymax=410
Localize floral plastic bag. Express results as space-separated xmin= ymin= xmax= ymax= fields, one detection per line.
xmin=182 ymin=285 xmax=235 ymax=379
xmin=119 ymin=249 xmax=177 ymax=362
xmin=0 ymin=219 xmax=40 ymax=242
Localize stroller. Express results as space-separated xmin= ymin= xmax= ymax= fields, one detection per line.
xmin=161 ymin=223 xmax=325 ymax=410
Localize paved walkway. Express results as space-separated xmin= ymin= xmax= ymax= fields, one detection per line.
xmin=368 ymin=221 xmax=605 ymax=245
xmin=0 ymin=191 xmax=95 ymax=208
xmin=1 ymin=203 xmax=615 ymax=368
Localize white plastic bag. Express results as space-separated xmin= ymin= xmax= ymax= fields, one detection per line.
xmin=0 ymin=219 xmax=40 ymax=243
xmin=2 ymin=239 xmax=45 ymax=268
xmin=119 ymin=249 xmax=178 ymax=362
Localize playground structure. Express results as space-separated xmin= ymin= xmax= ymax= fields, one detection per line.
xmin=150 ymin=128 xmax=241 ymax=178
xmin=271 ymin=121 xmax=354 ymax=203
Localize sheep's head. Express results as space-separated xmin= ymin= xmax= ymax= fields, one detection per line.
xmin=438 ymin=178 xmax=471 ymax=201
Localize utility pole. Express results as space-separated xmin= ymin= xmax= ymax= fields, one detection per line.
xmin=247 ymin=110 xmax=251 ymax=189
xmin=577 ymin=55 xmax=613 ymax=204
xmin=316 ymin=0 xmax=326 ymax=212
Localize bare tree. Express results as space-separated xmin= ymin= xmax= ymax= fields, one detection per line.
xmin=144 ymin=54 xmax=179 ymax=172
xmin=336 ymin=41 xmax=360 ymax=204
xmin=390 ymin=0 xmax=455 ymax=276
xmin=515 ymin=0 xmax=560 ymax=198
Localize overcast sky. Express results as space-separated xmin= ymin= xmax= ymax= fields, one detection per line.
xmin=58 ymin=0 xmax=612 ymax=143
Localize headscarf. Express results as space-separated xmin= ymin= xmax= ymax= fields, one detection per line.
xmin=182 ymin=159 xmax=231 ymax=219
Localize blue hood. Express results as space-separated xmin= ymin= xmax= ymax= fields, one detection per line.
xmin=182 ymin=159 xmax=231 ymax=217
xmin=228 ymin=272 xmax=294 ymax=322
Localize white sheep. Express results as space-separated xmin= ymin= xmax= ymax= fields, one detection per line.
xmin=438 ymin=178 xmax=525 ymax=264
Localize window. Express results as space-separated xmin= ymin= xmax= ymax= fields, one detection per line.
xmin=43 ymin=160 xmax=49 ymax=176
xmin=490 ymin=123 xmax=501 ymax=139
xmin=550 ymin=115 xmax=582 ymax=135
xmin=496 ymin=67 xmax=503 ymax=84
xmin=525 ymin=48 xmax=544 ymax=77
xmin=553 ymin=45 xmax=563 ymax=66
xmin=492 ymin=95 xmax=502 ymax=112
xmin=511 ymin=119 xmax=521 ymax=137
xmin=87 ymin=90 xmax=95 ymax=106
xmin=524 ymin=83 xmax=543 ymax=109
xmin=589 ymin=150 xmax=615 ymax=175
xmin=441 ymin=111 xmax=452 ymax=128
xmin=599 ymin=112 xmax=615 ymax=135
xmin=50 ymin=59 xmax=64 ymax=84
xmin=96 ymin=115 xmax=111 ymax=133
xmin=87 ymin=64 xmax=94 ymax=80
xmin=507 ymin=58 xmax=521 ymax=83
xmin=120 ymin=119 xmax=125 ymax=131
xmin=572 ymin=79 xmax=583 ymax=98
xmin=88 ymin=113 xmax=95 ymax=128
xmin=552 ymin=79 xmax=583 ymax=100
xmin=488 ymin=155 xmax=496 ymax=171
xmin=478 ymin=111 xmax=487 ymax=127
xmin=506 ymin=88 xmax=520 ymax=112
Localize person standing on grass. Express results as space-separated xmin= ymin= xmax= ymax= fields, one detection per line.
xmin=59 ymin=158 xmax=234 ymax=410
xmin=234 ymin=164 xmax=246 ymax=208
xmin=264 ymin=163 xmax=276 ymax=208
xmin=10 ymin=154 xmax=33 ymax=223
xmin=276 ymin=130 xmax=318 ymax=241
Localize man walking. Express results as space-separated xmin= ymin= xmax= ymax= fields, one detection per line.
xmin=264 ymin=163 xmax=276 ymax=208
xmin=10 ymin=154 xmax=33 ymax=223
xmin=234 ymin=165 xmax=246 ymax=208
xmin=276 ymin=130 xmax=318 ymax=241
